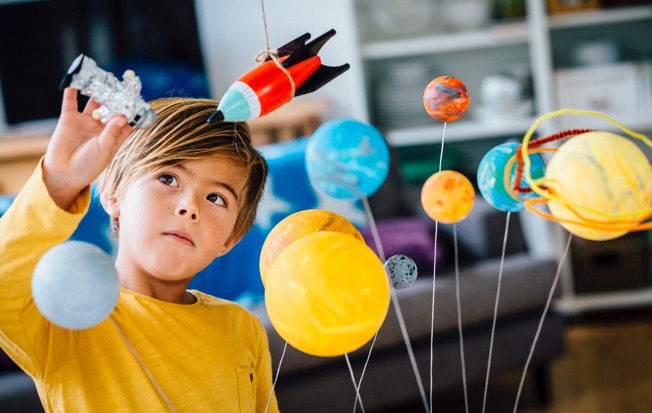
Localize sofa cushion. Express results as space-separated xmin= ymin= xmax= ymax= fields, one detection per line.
xmin=436 ymin=196 xmax=527 ymax=261
xmin=359 ymin=216 xmax=450 ymax=275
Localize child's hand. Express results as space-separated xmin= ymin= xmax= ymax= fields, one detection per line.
xmin=43 ymin=88 xmax=134 ymax=211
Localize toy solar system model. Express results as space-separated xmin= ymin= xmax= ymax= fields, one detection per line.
xmin=489 ymin=109 xmax=652 ymax=241
xmin=207 ymin=29 xmax=349 ymax=123
xmin=60 ymin=53 xmax=156 ymax=129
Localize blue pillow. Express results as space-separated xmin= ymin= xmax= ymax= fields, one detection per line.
xmin=0 ymin=195 xmax=12 ymax=217
xmin=68 ymin=188 xmax=116 ymax=256
xmin=189 ymin=137 xmax=367 ymax=303
xmin=0 ymin=188 xmax=115 ymax=256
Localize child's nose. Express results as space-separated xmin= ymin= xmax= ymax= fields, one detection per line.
xmin=175 ymin=197 xmax=199 ymax=221
xmin=177 ymin=208 xmax=198 ymax=221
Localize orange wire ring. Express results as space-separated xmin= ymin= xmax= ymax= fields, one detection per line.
xmin=507 ymin=109 xmax=652 ymax=234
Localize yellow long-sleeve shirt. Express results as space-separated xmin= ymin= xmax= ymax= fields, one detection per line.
xmin=0 ymin=163 xmax=280 ymax=412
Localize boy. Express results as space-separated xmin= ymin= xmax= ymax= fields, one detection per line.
xmin=0 ymin=88 xmax=280 ymax=412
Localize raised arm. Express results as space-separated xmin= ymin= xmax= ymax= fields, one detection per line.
xmin=44 ymin=88 xmax=133 ymax=211
xmin=0 ymin=89 xmax=132 ymax=375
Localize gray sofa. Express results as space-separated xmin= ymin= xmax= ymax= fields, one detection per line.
xmin=0 ymin=154 xmax=565 ymax=413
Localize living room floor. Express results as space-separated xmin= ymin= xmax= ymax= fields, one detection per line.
xmin=384 ymin=307 xmax=652 ymax=413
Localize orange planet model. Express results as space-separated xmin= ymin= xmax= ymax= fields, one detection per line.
xmin=421 ymin=170 xmax=475 ymax=224
xmin=259 ymin=209 xmax=365 ymax=285
xmin=423 ymin=76 xmax=470 ymax=122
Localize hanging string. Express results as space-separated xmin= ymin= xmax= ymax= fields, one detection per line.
xmin=437 ymin=123 xmax=447 ymax=172
xmin=361 ymin=197 xmax=385 ymax=262
xmin=352 ymin=291 xmax=387 ymax=413
xmin=110 ymin=317 xmax=177 ymax=413
xmin=345 ymin=353 xmax=367 ymax=413
xmin=254 ymin=1 xmax=293 ymax=407
xmin=254 ymin=0 xmax=296 ymax=97
xmin=513 ymin=233 xmax=572 ymax=413
xmin=481 ymin=211 xmax=511 ymax=413
xmin=453 ymin=224 xmax=470 ymax=413
xmin=258 ymin=0 xmax=272 ymax=55
xmin=355 ymin=196 xmax=430 ymax=413
xmin=265 ymin=341 xmax=288 ymax=413
xmin=429 ymin=120 xmax=447 ymax=412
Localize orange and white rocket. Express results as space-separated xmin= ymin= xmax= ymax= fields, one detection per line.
xmin=207 ymin=29 xmax=349 ymax=123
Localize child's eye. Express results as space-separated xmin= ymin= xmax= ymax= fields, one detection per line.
xmin=158 ymin=174 xmax=179 ymax=187
xmin=207 ymin=193 xmax=227 ymax=207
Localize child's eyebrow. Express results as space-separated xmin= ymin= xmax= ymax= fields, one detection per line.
xmin=174 ymin=164 xmax=239 ymax=203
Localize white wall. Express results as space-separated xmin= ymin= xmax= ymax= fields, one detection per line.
xmin=194 ymin=0 xmax=369 ymax=121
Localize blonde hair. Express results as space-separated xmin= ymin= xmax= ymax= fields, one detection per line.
xmin=100 ymin=97 xmax=268 ymax=242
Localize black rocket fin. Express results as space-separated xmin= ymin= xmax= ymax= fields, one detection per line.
xmin=294 ymin=63 xmax=350 ymax=97
xmin=267 ymin=32 xmax=312 ymax=61
xmin=282 ymin=29 xmax=337 ymax=68
xmin=59 ymin=53 xmax=86 ymax=90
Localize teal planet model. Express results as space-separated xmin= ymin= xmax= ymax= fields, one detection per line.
xmin=477 ymin=142 xmax=546 ymax=212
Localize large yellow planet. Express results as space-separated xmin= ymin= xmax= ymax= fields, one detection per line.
xmin=265 ymin=231 xmax=390 ymax=357
xmin=545 ymin=131 xmax=652 ymax=241
xmin=259 ymin=209 xmax=365 ymax=286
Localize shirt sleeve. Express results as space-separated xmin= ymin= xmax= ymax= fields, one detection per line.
xmin=0 ymin=160 xmax=90 ymax=377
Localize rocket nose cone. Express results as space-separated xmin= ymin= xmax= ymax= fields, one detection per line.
xmin=207 ymin=110 xmax=225 ymax=124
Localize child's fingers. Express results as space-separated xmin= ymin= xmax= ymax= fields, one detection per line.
xmin=98 ymin=116 xmax=132 ymax=157
xmin=82 ymin=97 xmax=101 ymax=116
xmin=60 ymin=88 xmax=80 ymax=114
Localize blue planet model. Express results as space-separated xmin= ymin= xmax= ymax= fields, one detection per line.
xmin=477 ymin=142 xmax=546 ymax=212
xmin=306 ymin=119 xmax=390 ymax=200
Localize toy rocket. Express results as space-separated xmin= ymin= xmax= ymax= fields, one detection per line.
xmin=207 ymin=29 xmax=349 ymax=123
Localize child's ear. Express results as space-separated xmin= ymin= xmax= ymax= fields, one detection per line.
xmin=100 ymin=195 xmax=120 ymax=219
xmin=217 ymin=234 xmax=243 ymax=257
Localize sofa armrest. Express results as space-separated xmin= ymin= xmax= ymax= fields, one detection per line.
xmin=0 ymin=371 xmax=44 ymax=412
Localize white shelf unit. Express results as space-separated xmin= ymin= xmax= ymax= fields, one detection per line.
xmin=359 ymin=2 xmax=652 ymax=146
xmin=548 ymin=4 xmax=652 ymax=29
xmin=556 ymin=288 xmax=652 ymax=316
xmin=385 ymin=116 xmax=539 ymax=146
xmin=544 ymin=5 xmax=652 ymax=315
xmin=361 ymin=22 xmax=530 ymax=59
xmin=354 ymin=1 xmax=652 ymax=314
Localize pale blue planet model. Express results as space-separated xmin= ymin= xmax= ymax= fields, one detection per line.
xmin=477 ymin=142 xmax=546 ymax=212
xmin=32 ymin=241 xmax=120 ymax=330
xmin=306 ymin=119 xmax=390 ymax=199
xmin=384 ymin=254 xmax=418 ymax=290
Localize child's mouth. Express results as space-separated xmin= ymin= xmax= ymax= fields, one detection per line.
xmin=164 ymin=232 xmax=194 ymax=246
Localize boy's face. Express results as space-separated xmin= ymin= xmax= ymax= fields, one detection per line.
xmin=107 ymin=156 xmax=245 ymax=286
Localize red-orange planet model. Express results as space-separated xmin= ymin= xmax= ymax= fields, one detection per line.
xmin=423 ymin=76 xmax=470 ymax=122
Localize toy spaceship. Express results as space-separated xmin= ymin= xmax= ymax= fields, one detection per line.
xmin=207 ymin=29 xmax=350 ymax=123
xmin=60 ymin=54 xmax=156 ymax=129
